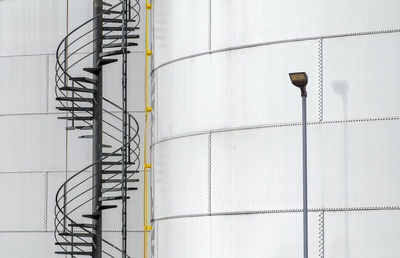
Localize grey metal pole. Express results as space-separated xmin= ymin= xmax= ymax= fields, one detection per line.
xmin=92 ymin=0 xmax=103 ymax=257
xmin=301 ymin=92 xmax=308 ymax=258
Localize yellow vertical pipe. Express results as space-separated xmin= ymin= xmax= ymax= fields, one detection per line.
xmin=144 ymin=2 xmax=151 ymax=258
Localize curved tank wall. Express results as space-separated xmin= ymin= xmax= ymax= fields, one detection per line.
xmin=0 ymin=0 xmax=150 ymax=257
xmin=151 ymin=0 xmax=400 ymax=257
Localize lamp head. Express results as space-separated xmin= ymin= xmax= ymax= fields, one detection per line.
xmin=289 ymin=72 xmax=308 ymax=97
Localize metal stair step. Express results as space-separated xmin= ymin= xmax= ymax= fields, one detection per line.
xmin=83 ymin=67 xmax=101 ymax=75
xmin=102 ymin=152 xmax=122 ymax=157
xmin=55 ymin=242 xmax=93 ymax=247
xmin=102 ymin=178 xmax=139 ymax=183
xmin=103 ymin=18 xmax=136 ymax=23
xmin=103 ymin=42 xmax=138 ymax=49
xmin=99 ymin=50 xmax=131 ymax=58
xmin=102 ymin=161 xmax=135 ymax=166
xmin=59 ymin=86 xmax=95 ymax=93
xmin=103 ymin=1 xmax=112 ymax=6
xmin=102 ymin=26 xmax=139 ymax=31
xmin=102 ymin=170 xmax=139 ymax=175
xmin=98 ymin=196 xmax=130 ymax=201
xmin=97 ymin=205 xmax=117 ymax=211
xmin=71 ymin=77 xmax=98 ymax=85
xmin=66 ymin=125 xmax=93 ymax=130
xmin=56 ymin=106 xmax=93 ymax=112
xmin=103 ymin=34 xmax=139 ymax=40
xmin=58 ymin=116 xmax=94 ymax=121
xmin=102 ymin=9 xmax=122 ymax=14
xmin=78 ymin=135 xmax=93 ymax=139
xmin=55 ymin=251 xmax=93 ymax=256
xmin=102 ymin=187 xmax=138 ymax=193
xmin=56 ymin=97 xmax=94 ymax=103
xmin=82 ymin=213 xmax=101 ymax=220
xmin=97 ymin=58 xmax=118 ymax=67
xmin=59 ymin=232 xmax=95 ymax=238
xmin=102 ymin=144 xmax=112 ymax=148
xmin=68 ymin=223 xmax=96 ymax=229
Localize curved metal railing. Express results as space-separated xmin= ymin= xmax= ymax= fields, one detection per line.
xmin=54 ymin=0 xmax=141 ymax=257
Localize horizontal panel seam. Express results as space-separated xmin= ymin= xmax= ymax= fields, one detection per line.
xmin=152 ymin=205 xmax=400 ymax=222
xmin=152 ymin=28 xmax=400 ymax=73
xmin=150 ymin=116 xmax=400 ymax=147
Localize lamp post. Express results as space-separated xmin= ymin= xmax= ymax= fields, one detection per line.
xmin=289 ymin=72 xmax=309 ymax=258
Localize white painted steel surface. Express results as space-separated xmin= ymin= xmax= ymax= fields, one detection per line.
xmin=0 ymin=0 xmax=149 ymax=257
xmin=152 ymin=0 xmax=400 ymax=257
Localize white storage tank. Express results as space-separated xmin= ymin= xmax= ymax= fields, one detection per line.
xmin=151 ymin=0 xmax=400 ymax=257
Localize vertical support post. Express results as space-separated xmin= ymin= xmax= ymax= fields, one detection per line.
xmin=301 ymin=93 xmax=308 ymax=258
xmin=92 ymin=0 xmax=103 ymax=257
xmin=121 ymin=0 xmax=128 ymax=257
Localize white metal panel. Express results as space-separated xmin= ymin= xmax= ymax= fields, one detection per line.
xmin=0 ymin=55 xmax=48 ymax=114
xmin=211 ymin=126 xmax=303 ymax=213
xmin=157 ymin=217 xmax=211 ymax=258
xmin=211 ymin=0 xmax=400 ymax=50
xmin=309 ymin=120 xmax=400 ymax=209
xmin=0 ymin=173 xmax=45 ymax=230
xmin=156 ymin=40 xmax=319 ymax=140
xmin=153 ymin=0 xmax=209 ymax=67
xmin=47 ymin=172 xmax=67 ymax=231
xmin=0 ymin=0 xmax=66 ymax=56
xmin=325 ymin=210 xmax=400 ymax=258
xmin=153 ymin=135 xmax=209 ymax=219
xmin=103 ymin=171 xmax=151 ymax=230
xmin=0 ymin=232 xmax=56 ymax=258
xmin=323 ymin=33 xmax=400 ymax=120
xmin=0 ymin=114 xmax=66 ymax=172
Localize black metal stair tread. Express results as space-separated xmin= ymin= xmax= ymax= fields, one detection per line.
xmin=99 ymin=50 xmax=131 ymax=58
xmin=102 ymin=170 xmax=139 ymax=174
xmin=83 ymin=67 xmax=101 ymax=75
xmin=79 ymin=135 xmax=93 ymax=139
xmin=103 ymin=1 xmax=112 ymax=6
xmin=66 ymin=125 xmax=93 ymax=130
xmin=59 ymin=232 xmax=95 ymax=238
xmin=68 ymin=223 xmax=96 ymax=229
xmin=98 ymin=58 xmax=118 ymax=67
xmin=102 ymin=187 xmax=138 ymax=193
xmin=59 ymin=86 xmax=95 ymax=93
xmin=102 ymin=178 xmax=139 ymax=183
xmin=97 ymin=205 xmax=117 ymax=211
xmin=102 ymin=9 xmax=122 ymax=14
xmin=103 ymin=34 xmax=139 ymax=40
xmin=102 ymin=161 xmax=135 ymax=165
xmin=55 ymin=242 xmax=93 ymax=246
xmin=55 ymin=251 xmax=93 ymax=256
xmin=102 ymin=26 xmax=139 ymax=31
xmin=99 ymin=196 xmax=130 ymax=201
xmin=102 ymin=152 xmax=122 ymax=156
xmin=102 ymin=144 xmax=112 ymax=148
xmin=103 ymin=42 xmax=138 ymax=49
xmin=57 ymin=97 xmax=94 ymax=102
xmin=71 ymin=77 xmax=98 ymax=85
xmin=103 ymin=18 xmax=136 ymax=23
xmin=56 ymin=106 xmax=94 ymax=112
xmin=82 ymin=213 xmax=101 ymax=219
xmin=58 ymin=116 xmax=94 ymax=121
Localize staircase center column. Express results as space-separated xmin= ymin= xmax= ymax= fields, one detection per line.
xmin=92 ymin=0 xmax=103 ymax=257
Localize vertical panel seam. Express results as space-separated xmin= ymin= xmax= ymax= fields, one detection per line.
xmin=43 ymin=171 xmax=48 ymax=231
xmin=208 ymin=0 xmax=212 ymax=51
xmin=318 ymin=211 xmax=325 ymax=258
xmin=45 ymin=54 xmax=49 ymax=114
xmin=207 ymin=133 xmax=212 ymax=214
xmin=318 ymin=38 xmax=323 ymax=121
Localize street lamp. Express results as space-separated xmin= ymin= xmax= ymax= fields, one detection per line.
xmin=289 ymin=72 xmax=309 ymax=258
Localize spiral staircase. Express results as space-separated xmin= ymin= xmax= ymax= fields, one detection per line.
xmin=54 ymin=1 xmax=141 ymax=257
